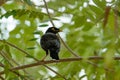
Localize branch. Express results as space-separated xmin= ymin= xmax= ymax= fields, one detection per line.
xmin=43 ymin=0 xmax=55 ymax=27
xmin=58 ymin=35 xmax=80 ymax=57
xmin=113 ymin=8 xmax=119 ymax=38
xmin=0 ymin=56 xmax=120 ymax=75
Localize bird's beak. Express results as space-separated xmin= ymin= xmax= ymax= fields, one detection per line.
xmin=58 ymin=29 xmax=62 ymax=32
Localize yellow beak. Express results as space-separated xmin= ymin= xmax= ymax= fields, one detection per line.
xmin=59 ymin=29 xmax=62 ymax=32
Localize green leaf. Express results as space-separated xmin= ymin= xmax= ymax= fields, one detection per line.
xmin=89 ymin=5 xmax=103 ymax=15
xmin=83 ymin=22 xmax=93 ymax=31
xmin=92 ymin=0 xmax=106 ymax=9
xmin=4 ymin=60 xmax=11 ymax=79
xmin=29 ymin=38 xmax=38 ymax=41
xmin=24 ymin=0 xmax=33 ymax=6
xmin=0 ymin=45 xmax=4 ymax=50
xmin=74 ymin=15 xmax=86 ymax=27
xmin=33 ymin=31 xmax=41 ymax=34
xmin=4 ymin=45 xmax=12 ymax=57
xmin=39 ymin=24 xmax=48 ymax=27
xmin=27 ymin=47 xmax=36 ymax=50
xmin=0 ymin=9 xmax=45 ymax=20
xmin=51 ymin=17 xmax=60 ymax=20
xmin=1 ymin=0 xmax=119 ymax=79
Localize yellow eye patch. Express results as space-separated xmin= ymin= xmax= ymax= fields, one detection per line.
xmin=51 ymin=28 xmax=55 ymax=31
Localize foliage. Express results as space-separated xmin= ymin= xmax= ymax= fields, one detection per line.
xmin=0 ymin=0 xmax=120 ymax=80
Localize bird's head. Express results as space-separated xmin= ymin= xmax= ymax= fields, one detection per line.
xmin=46 ymin=27 xmax=62 ymax=34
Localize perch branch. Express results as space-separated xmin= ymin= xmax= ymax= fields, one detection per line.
xmin=0 ymin=56 xmax=120 ymax=75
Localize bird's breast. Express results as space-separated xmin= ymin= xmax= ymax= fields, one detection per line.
xmin=40 ymin=33 xmax=60 ymax=50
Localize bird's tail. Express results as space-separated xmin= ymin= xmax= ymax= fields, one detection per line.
xmin=50 ymin=51 xmax=59 ymax=60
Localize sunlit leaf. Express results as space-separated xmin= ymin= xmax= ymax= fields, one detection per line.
xmin=29 ymin=38 xmax=38 ymax=41
xmin=0 ymin=9 xmax=45 ymax=20
xmin=39 ymin=24 xmax=48 ymax=27
xmin=33 ymin=31 xmax=42 ymax=34
xmin=93 ymin=0 xmax=106 ymax=9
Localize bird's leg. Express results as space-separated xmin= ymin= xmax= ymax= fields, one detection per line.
xmin=41 ymin=50 xmax=48 ymax=61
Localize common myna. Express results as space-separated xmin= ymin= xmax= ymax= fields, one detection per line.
xmin=40 ymin=27 xmax=61 ymax=60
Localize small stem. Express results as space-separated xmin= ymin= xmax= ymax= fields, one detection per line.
xmin=58 ymin=34 xmax=80 ymax=57
xmin=43 ymin=0 xmax=55 ymax=27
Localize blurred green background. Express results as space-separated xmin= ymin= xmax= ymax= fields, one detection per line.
xmin=0 ymin=0 xmax=120 ymax=80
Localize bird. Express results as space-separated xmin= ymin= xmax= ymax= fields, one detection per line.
xmin=40 ymin=27 xmax=62 ymax=60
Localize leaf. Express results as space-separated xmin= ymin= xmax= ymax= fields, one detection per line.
xmin=83 ymin=22 xmax=93 ymax=31
xmin=0 ymin=45 xmax=4 ymax=50
xmin=0 ymin=9 xmax=45 ymax=20
xmin=27 ymin=47 xmax=36 ymax=50
xmin=93 ymin=0 xmax=106 ymax=9
xmin=33 ymin=31 xmax=41 ymax=34
xmin=4 ymin=60 xmax=11 ymax=79
xmin=51 ymin=17 xmax=60 ymax=20
xmin=24 ymin=0 xmax=33 ymax=6
xmin=29 ymin=38 xmax=38 ymax=41
xmin=74 ymin=15 xmax=86 ymax=27
xmin=4 ymin=45 xmax=12 ymax=57
xmin=89 ymin=5 xmax=103 ymax=15
xmin=39 ymin=24 xmax=48 ymax=27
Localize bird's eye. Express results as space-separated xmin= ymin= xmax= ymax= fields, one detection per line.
xmin=51 ymin=28 xmax=55 ymax=31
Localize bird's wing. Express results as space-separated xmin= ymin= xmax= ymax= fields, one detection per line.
xmin=40 ymin=33 xmax=60 ymax=50
xmin=47 ymin=39 xmax=60 ymax=48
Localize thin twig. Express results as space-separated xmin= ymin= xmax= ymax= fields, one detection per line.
xmin=43 ymin=64 xmax=66 ymax=80
xmin=43 ymin=0 xmax=55 ymax=27
xmin=58 ymin=34 xmax=80 ymax=57
xmin=86 ymin=61 xmax=114 ymax=72
xmin=113 ymin=8 xmax=119 ymax=38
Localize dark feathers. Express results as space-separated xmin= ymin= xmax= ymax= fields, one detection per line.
xmin=40 ymin=27 xmax=61 ymax=60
